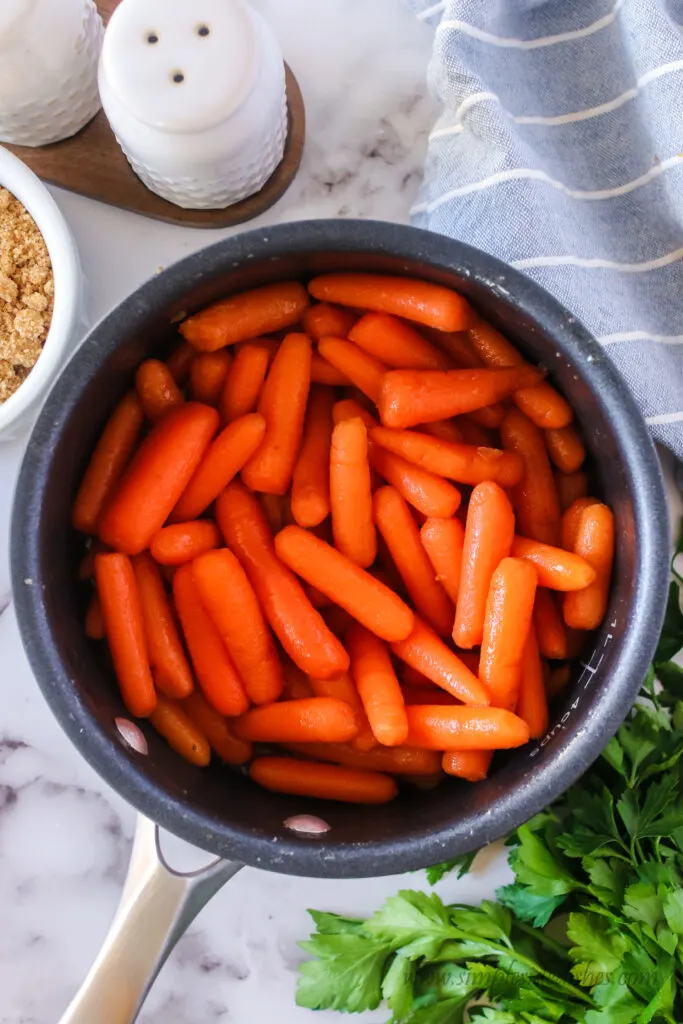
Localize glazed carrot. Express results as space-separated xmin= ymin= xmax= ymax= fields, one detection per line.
xmin=235 ymin=698 xmax=358 ymax=743
xmin=511 ymin=536 xmax=597 ymax=591
xmin=259 ymin=492 xmax=287 ymax=534
xmin=286 ymin=741 xmax=442 ymax=775
xmin=457 ymin=417 xmax=497 ymax=447
xmin=479 ymin=557 xmax=538 ymax=710
xmin=393 ymin=617 xmax=491 ymax=705
xmin=308 ymin=273 xmax=473 ymax=331
xmin=220 ymin=343 xmax=271 ymax=422
xmin=500 ymin=408 xmax=561 ymax=546
xmin=132 ymin=553 xmax=194 ymax=699
xmin=402 ymin=685 xmax=459 ymax=706
xmin=378 ymin=365 xmax=543 ymax=430
xmin=469 ymin=403 xmax=505 ymax=429
xmin=304 ymin=582 xmax=333 ymax=608
xmin=274 ymin=524 xmax=414 ymax=642
xmin=405 ymin=705 xmax=529 ymax=750
xmin=78 ymin=539 xmax=110 ymax=580
xmin=193 ymin=549 xmax=283 ymax=705
xmin=516 ymin=627 xmax=548 ymax=739
xmin=317 ymin=337 xmax=387 ymax=404
xmin=216 ymin=483 xmax=349 ymax=679
xmin=420 ymin=517 xmax=465 ymax=606
xmin=189 ymin=351 xmax=232 ymax=407
xmin=85 ymin=592 xmax=105 ymax=639
xmin=556 ymin=470 xmax=589 ymax=512
xmin=291 ymin=386 xmax=334 ymax=528
xmin=547 ymin=664 xmax=572 ymax=699
xmin=561 ymin=497 xmax=599 ymax=551
xmin=150 ymin=521 xmax=221 ymax=566
xmin=135 ymin=359 xmax=185 ymax=423
xmin=453 ymin=482 xmax=515 ymax=649
xmin=307 ymin=670 xmax=376 ymax=752
xmin=241 ymin=333 xmax=312 ymax=495
xmin=171 ymin=412 xmax=267 ymax=520
xmin=94 ymin=553 xmax=157 ymax=718
xmin=282 ymin=664 xmax=315 ymax=700
xmin=180 ymin=281 xmax=309 ymax=351
xmin=563 ymin=503 xmax=614 ymax=630
xmin=172 ymin=563 xmax=249 ymax=717
xmin=165 ymin=340 xmax=195 ymax=386
xmin=369 ymin=445 xmax=461 ymax=519
xmin=347 ymin=623 xmax=408 ymax=746
xmin=250 ymin=756 xmax=396 ymax=803
xmin=533 ymin=588 xmax=568 ymax=660
xmin=72 ymin=392 xmax=144 ymax=534
xmin=400 ymin=664 xmax=437 ymax=689
xmin=442 ymin=750 xmax=492 ymax=781
xmin=370 ymin=425 xmax=523 ymax=489
xmin=149 ymin=696 xmax=211 ymax=767
xmin=330 ymin=417 xmax=376 ymax=568
xmin=545 ymin=425 xmax=585 ymax=474
xmin=349 ymin=312 xmax=451 ymax=370
xmin=311 ymin=352 xmax=351 ymax=386
xmin=421 ymin=419 xmax=464 ymax=443
xmin=99 ymin=403 xmax=218 ymax=555
xmin=302 ymin=302 xmax=357 ymax=340
xmin=332 ymin=398 xmax=379 ymax=429
xmin=422 ymin=327 xmax=482 ymax=368
xmin=182 ymin=691 xmax=253 ymax=764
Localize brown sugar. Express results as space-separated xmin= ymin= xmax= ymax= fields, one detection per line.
xmin=0 ymin=187 xmax=54 ymax=404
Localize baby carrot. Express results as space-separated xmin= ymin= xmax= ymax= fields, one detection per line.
xmin=259 ymin=492 xmax=287 ymax=534
xmin=511 ymin=536 xmax=597 ymax=591
xmin=556 ymin=470 xmax=589 ymax=512
xmin=349 ymin=313 xmax=451 ymax=370
xmin=370 ymin=426 xmax=524 ymax=488
xmin=180 ymin=281 xmax=309 ymax=351
xmin=332 ymin=398 xmax=379 ymax=429
xmin=330 ymin=417 xmax=376 ymax=568
xmin=132 ymin=553 xmax=194 ymax=699
xmin=347 ymin=623 xmax=408 ymax=746
xmin=402 ymin=685 xmax=459 ymax=706
xmin=99 ymin=403 xmax=218 ymax=555
xmin=220 ymin=342 xmax=271 ymax=422
xmin=318 ymin=337 xmax=387 ymax=404
xmin=453 ymin=481 xmax=515 ymax=649
xmin=545 ymin=425 xmax=585 ymax=474
xmin=561 ymin=497 xmax=599 ymax=551
xmin=421 ymin=419 xmax=464 ymax=443
xmin=291 ymin=385 xmax=334 ymax=528
xmin=165 ymin=340 xmax=195 ymax=386
xmin=479 ymin=557 xmax=538 ymax=710
xmin=149 ymin=696 xmax=211 ymax=767
xmin=405 ymin=705 xmax=530 ymax=750
xmin=311 ymin=352 xmax=351 ymax=386
xmin=94 ymin=553 xmax=157 ymax=718
xmin=422 ymin=327 xmax=482 ymax=368
xmin=392 ymin=617 xmax=490 ymax=706
xmin=216 ymin=483 xmax=349 ymax=679
xmin=135 ymin=359 xmax=185 ymax=423
xmin=378 ymin=365 xmax=543 ymax=429
xmin=189 ymin=351 xmax=232 ymax=407
xmin=457 ymin=417 xmax=497 ymax=447
xmin=501 ymin=408 xmax=561 ymax=546
xmin=306 ymin=670 xmax=376 ymax=752
xmin=420 ymin=517 xmax=465 ymax=606
xmin=469 ymin=403 xmax=505 ymax=429
xmin=442 ymin=750 xmax=492 ymax=781
xmin=533 ymin=588 xmax=568 ymax=660
xmin=235 ymin=697 xmax=358 ymax=743
xmin=78 ymin=539 xmax=110 ymax=580
xmin=150 ymin=521 xmax=222 ymax=566
xmin=286 ymin=741 xmax=441 ymax=775
xmin=274 ymin=524 xmax=414 ymax=642
xmin=563 ymin=503 xmax=615 ymax=630
xmin=172 ymin=563 xmax=249 ymax=717
xmin=72 ymin=392 xmax=144 ymax=534
xmin=369 ymin=446 xmax=461 ymax=519
xmin=171 ymin=412 xmax=267 ymax=521
xmin=181 ymin=691 xmax=253 ymax=764
xmin=250 ymin=756 xmax=397 ymax=804
xmin=516 ymin=627 xmax=548 ymax=740
xmin=282 ymin=664 xmax=315 ymax=700
xmin=302 ymin=302 xmax=357 ymax=340
xmin=241 ymin=333 xmax=312 ymax=495
xmin=85 ymin=591 xmax=105 ymax=639
xmin=309 ymin=273 xmax=473 ymax=331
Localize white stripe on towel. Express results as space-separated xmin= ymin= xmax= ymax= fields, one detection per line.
xmin=436 ymin=0 xmax=623 ymax=49
xmin=511 ymin=246 xmax=683 ymax=273
xmin=599 ymin=331 xmax=683 ymax=345
xmin=646 ymin=411 xmax=683 ymax=425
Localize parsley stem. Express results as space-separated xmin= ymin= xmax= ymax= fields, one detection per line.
xmin=513 ymin=921 xmax=570 ymax=960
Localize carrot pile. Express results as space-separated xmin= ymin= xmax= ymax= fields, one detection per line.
xmin=73 ymin=273 xmax=614 ymax=805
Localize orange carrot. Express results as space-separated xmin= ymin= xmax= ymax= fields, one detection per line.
xmin=402 ymin=685 xmax=459 ymax=706
xmin=457 ymin=417 xmax=497 ymax=447
xmin=500 ymin=408 xmax=561 ymax=546
xmin=332 ymin=398 xmax=379 ymax=429
xmin=250 ymin=756 xmax=396 ymax=803
xmin=511 ymin=536 xmax=597 ymax=591
xmin=182 ymin=691 xmax=253 ymax=764
xmin=165 ymin=340 xmax=195 ymax=386
xmin=442 ymin=750 xmax=492 ymax=781
xmin=453 ymin=482 xmax=515 ymax=649
xmin=545 ymin=425 xmax=585 ymax=474
xmin=346 ymin=623 xmax=408 ymax=746
xmin=78 ymin=539 xmax=110 ymax=580
xmin=282 ymin=664 xmax=315 ymax=700
xmin=349 ymin=312 xmax=451 ymax=370
xmin=259 ymin=492 xmax=287 ymax=534
xmin=150 ymin=521 xmax=221 ymax=566
xmin=516 ymin=627 xmax=548 ymax=739
xmin=132 ymin=553 xmax=194 ymax=699
xmin=306 ymin=670 xmax=376 ymax=752
xmin=99 ymin=403 xmax=218 ymax=555
xmin=479 ymin=557 xmax=538 ymax=710
xmin=378 ymin=365 xmax=543 ymax=429
xmin=180 ymin=281 xmax=309 ymax=351
xmin=421 ymin=419 xmax=464 ymax=443
xmin=563 ymin=503 xmax=614 ymax=630
xmin=94 ymin=553 xmax=157 ymax=717
xmin=149 ymin=696 xmax=211 ymax=767
xmin=556 ymin=470 xmax=589 ymax=512
xmin=469 ymin=403 xmax=505 ymax=429
xmin=220 ymin=342 xmax=271 ymax=422
xmin=241 ymin=333 xmax=312 ymax=495
xmin=302 ymin=302 xmax=357 ymax=340
xmin=135 ymin=359 xmax=185 ymax=423
xmin=216 ymin=482 xmax=350 ymax=679
xmin=311 ymin=352 xmax=351 ymax=386
xmin=369 ymin=445 xmax=461 ymax=519
xmin=274 ymin=524 xmax=414 ymax=642
xmin=291 ymin=385 xmax=334 ymax=528
xmin=422 ymin=327 xmax=482 ymax=368
xmin=85 ymin=592 xmax=105 ymax=639
xmin=420 ymin=517 xmax=465 ymax=606
xmin=308 ymin=273 xmax=473 ymax=331
xmin=533 ymin=588 xmax=568 ymax=660
xmin=547 ymin=664 xmax=572 ymax=699
xmin=172 ymin=563 xmax=249 ymax=717
xmin=303 ymin=582 xmax=332 ymax=608
xmin=393 ymin=617 xmax=491 ymax=705
xmin=317 ymin=337 xmax=387 ymax=404
xmin=189 ymin=351 xmax=232 ymax=407
xmin=330 ymin=417 xmax=376 ymax=568
xmin=370 ymin=426 xmax=524 ymax=488
xmin=400 ymin=664 xmax=438 ymax=689
xmin=171 ymin=412 xmax=267 ymax=520
xmin=561 ymin=497 xmax=599 ymax=551
xmin=405 ymin=705 xmax=529 ymax=750
xmin=72 ymin=392 xmax=144 ymax=534
xmin=235 ymin=698 xmax=358 ymax=743
xmin=193 ymin=549 xmax=283 ymax=705
xmin=286 ymin=741 xmax=441 ymax=775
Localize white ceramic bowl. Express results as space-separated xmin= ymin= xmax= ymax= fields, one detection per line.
xmin=0 ymin=146 xmax=84 ymax=440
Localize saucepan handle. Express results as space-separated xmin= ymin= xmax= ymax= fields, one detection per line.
xmin=58 ymin=814 xmax=242 ymax=1024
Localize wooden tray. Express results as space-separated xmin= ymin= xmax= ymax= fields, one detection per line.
xmin=3 ymin=0 xmax=305 ymax=228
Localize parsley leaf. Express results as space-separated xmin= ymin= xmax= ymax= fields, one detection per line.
xmin=296 ymin=928 xmax=390 ymax=1012
xmin=425 ymin=851 xmax=477 ymax=885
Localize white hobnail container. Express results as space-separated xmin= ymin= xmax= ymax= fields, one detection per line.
xmin=98 ymin=0 xmax=288 ymax=210
xmin=0 ymin=0 xmax=104 ymax=147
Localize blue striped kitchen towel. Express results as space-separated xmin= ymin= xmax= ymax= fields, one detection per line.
xmin=407 ymin=0 xmax=683 ymax=458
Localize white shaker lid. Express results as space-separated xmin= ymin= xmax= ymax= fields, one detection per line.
xmin=0 ymin=0 xmax=36 ymax=39
xmin=101 ymin=0 xmax=259 ymax=134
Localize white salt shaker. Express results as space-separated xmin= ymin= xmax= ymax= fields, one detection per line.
xmin=98 ymin=0 xmax=288 ymax=210
xmin=0 ymin=0 xmax=104 ymax=147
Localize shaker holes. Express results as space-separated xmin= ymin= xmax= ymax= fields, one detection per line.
xmin=172 ymin=71 xmax=185 ymax=84
xmin=147 ymin=32 xmax=159 ymax=44
xmin=197 ymin=25 xmax=210 ymax=36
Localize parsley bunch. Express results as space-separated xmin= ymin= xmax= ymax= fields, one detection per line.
xmin=296 ymin=531 xmax=683 ymax=1023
